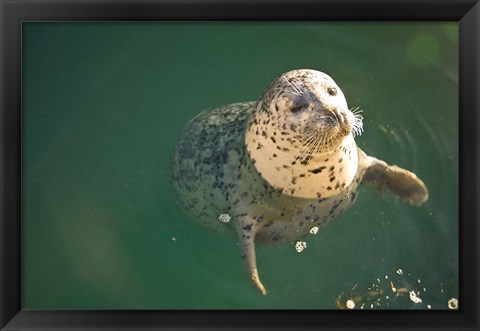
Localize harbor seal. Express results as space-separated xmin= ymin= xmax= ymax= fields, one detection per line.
xmin=170 ymin=69 xmax=428 ymax=295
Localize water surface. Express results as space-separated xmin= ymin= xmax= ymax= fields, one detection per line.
xmin=22 ymin=22 xmax=458 ymax=309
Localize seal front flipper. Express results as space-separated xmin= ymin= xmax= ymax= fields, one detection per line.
xmin=234 ymin=215 xmax=267 ymax=295
xmin=361 ymin=153 xmax=429 ymax=206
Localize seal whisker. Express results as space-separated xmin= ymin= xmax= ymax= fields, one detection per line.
xmin=349 ymin=106 xmax=364 ymax=137
xmin=283 ymin=76 xmax=303 ymax=96
xmin=296 ymin=131 xmax=318 ymax=151
xmin=290 ymin=80 xmax=304 ymax=96
xmin=316 ymin=131 xmax=329 ymax=154
xmin=350 ymin=106 xmax=363 ymax=115
xmin=294 ymin=133 xmax=319 ymax=163
xmin=306 ymin=135 xmax=323 ymax=162
xmin=302 ymin=137 xmax=318 ymax=164
xmin=353 ymin=115 xmax=363 ymax=137
xmin=302 ymin=130 xmax=329 ymax=164
xmin=293 ymin=145 xmax=312 ymax=163
xmin=301 ymin=130 xmax=328 ymax=161
xmin=295 ymin=131 xmax=322 ymax=164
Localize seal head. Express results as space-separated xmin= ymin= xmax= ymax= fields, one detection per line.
xmin=245 ymin=69 xmax=363 ymax=199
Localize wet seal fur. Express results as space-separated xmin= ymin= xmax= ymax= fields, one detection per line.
xmin=171 ymin=69 xmax=428 ymax=295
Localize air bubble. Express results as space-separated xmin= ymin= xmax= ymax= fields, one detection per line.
xmin=448 ymin=298 xmax=458 ymax=310
xmin=409 ymin=291 xmax=422 ymax=304
xmin=346 ymin=299 xmax=355 ymax=309
xmin=218 ymin=213 xmax=231 ymax=223
xmin=295 ymin=241 xmax=307 ymax=253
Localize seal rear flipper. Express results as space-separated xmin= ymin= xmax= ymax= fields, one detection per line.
xmin=234 ymin=216 xmax=267 ymax=295
xmin=362 ymin=156 xmax=429 ymax=206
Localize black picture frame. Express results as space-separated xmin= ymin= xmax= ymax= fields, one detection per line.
xmin=1 ymin=0 xmax=478 ymax=330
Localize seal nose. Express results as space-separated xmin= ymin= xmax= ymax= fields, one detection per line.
xmin=316 ymin=107 xmax=341 ymax=127
xmin=331 ymin=108 xmax=345 ymax=124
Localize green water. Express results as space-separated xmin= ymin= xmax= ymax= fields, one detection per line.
xmin=22 ymin=22 xmax=458 ymax=309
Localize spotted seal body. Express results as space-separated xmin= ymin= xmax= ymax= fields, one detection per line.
xmin=171 ymin=69 xmax=428 ymax=295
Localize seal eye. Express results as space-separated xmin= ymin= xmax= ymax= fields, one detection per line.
xmin=328 ymin=87 xmax=338 ymax=96
xmin=290 ymin=105 xmax=304 ymax=114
